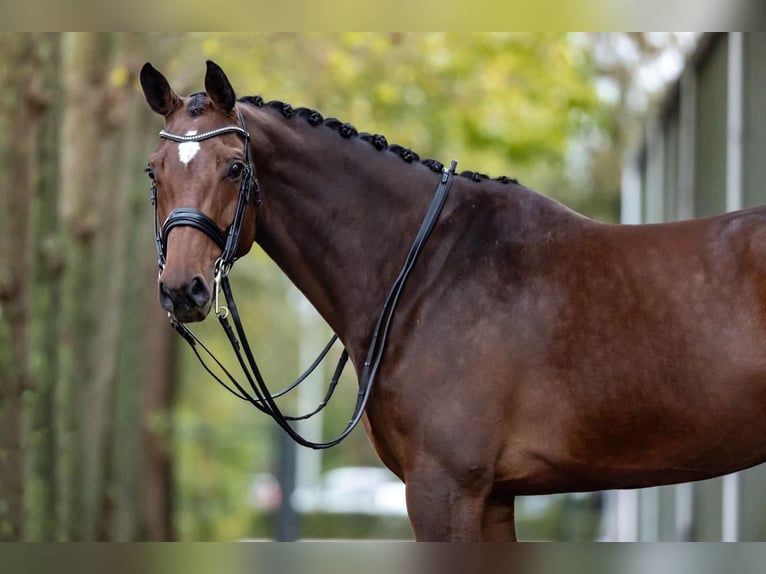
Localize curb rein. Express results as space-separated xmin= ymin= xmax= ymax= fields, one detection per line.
xmin=151 ymin=111 xmax=457 ymax=449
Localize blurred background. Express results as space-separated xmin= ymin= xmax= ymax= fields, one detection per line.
xmin=0 ymin=32 xmax=698 ymax=541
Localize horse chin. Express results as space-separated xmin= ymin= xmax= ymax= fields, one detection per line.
xmin=172 ymin=301 xmax=213 ymax=324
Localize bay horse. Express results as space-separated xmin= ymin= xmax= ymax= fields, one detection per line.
xmin=141 ymin=60 xmax=766 ymax=541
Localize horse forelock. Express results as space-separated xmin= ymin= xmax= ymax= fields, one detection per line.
xmin=187 ymin=92 xmax=207 ymax=117
xmin=237 ymin=95 xmax=520 ymax=186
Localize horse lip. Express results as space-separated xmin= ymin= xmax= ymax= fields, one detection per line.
xmin=171 ymin=301 xmax=212 ymax=324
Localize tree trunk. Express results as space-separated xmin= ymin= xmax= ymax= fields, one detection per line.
xmin=55 ymin=32 xmax=112 ymax=541
xmin=0 ymin=32 xmax=185 ymax=541
xmin=103 ymin=33 xmax=179 ymax=541
xmin=52 ymin=32 xmax=181 ymax=541
xmin=80 ymin=32 xmax=134 ymax=542
xmin=136 ymin=36 xmax=181 ymax=542
xmin=25 ymin=32 xmax=62 ymax=541
xmin=139 ymin=288 xmax=179 ymax=540
xmin=0 ymin=33 xmax=47 ymax=541
xmin=134 ymin=35 xmax=179 ymax=541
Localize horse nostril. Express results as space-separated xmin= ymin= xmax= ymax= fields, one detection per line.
xmin=187 ymin=275 xmax=211 ymax=307
xmin=159 ymin=281 xmax=174 ymax=313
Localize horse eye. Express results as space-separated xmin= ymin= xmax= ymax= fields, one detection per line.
xmin=145 ymin=166 xmax=156 ymax=181
xmin=229 ymin=162 xmax=244 ymax=178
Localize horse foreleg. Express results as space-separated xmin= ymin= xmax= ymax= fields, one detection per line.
xmin=404 ymin=459 xmax=492 ymax=541
xmin=481 ymin=496 xmax=517 ymax=541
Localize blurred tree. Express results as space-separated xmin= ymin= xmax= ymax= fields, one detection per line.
xmin=0 ymin=31 xmax=47 ymax=542
xmin=25 ymin=32 xmax=62 ymax=541
xmin=0 ymin=32 xmax=182 ymax=541
xmin=56 ymin=31 xmax=113 ymax=541
xmin=109 ymin=33 xmax=180 ymax=542
xmin=53 ymin=32 xmax=181 ymax=541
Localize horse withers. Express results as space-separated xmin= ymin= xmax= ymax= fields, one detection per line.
xmin=141 ymin=60 xmax=766 ymax=541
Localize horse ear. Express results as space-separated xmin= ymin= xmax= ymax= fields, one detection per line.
xmin=140 ymin=62 xmax=182 ymax=117
xmin=204 ymin=60 xmax=236 ymax=112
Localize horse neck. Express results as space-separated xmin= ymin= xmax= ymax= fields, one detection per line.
xmin=243 ymin=104 xmax=440 ymax=356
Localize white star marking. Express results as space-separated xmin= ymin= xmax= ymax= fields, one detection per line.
xmin=178 ymin=131 xmax=200 ymax=167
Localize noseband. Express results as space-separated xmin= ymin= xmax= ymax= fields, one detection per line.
xmin=151 ymin=110 xmax=260 ymax=275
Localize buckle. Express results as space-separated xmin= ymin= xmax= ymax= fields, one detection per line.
xmin=213 ymin=258 xmax=231 ymax=319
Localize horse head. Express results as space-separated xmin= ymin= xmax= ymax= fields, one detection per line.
xmin=140 ymin=61 xmax=257 ymax=322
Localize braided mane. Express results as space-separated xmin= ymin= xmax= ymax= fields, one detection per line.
xmin=238 ymin=95 xmax=518 ymax=185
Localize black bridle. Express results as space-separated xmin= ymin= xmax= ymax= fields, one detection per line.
xmin=151 ymin=110 xmax=457 ymax=449
xmin=152 ymin=110 xmax=259 ymax=275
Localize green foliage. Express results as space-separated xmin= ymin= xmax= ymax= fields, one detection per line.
xmin=180 ymin=33 xmax=604 ymax=196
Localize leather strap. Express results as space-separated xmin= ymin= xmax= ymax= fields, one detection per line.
xmin=161 ymin=207 xmax=228 ymax=253
xmin=152 ymin=106 xmax=458 ymax=449
xmin=172 ymin=160 xmax=458 ymax=449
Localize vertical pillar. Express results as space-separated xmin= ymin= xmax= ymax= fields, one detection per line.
xmin=275 ymin=428 xmax=298 ymax=541
xmin=294 ymin=296 xmax=324 ymax=500
xmin=722 ymin=31 xmax=744 ymax=543
xmin=677 ymin=67 xmax=696 ymax=220
xmin=620 ymin=153 xmax=643 ymax=225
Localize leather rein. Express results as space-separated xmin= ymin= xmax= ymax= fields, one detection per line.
xmin=151 ymin=111 xmax=457 ymax=449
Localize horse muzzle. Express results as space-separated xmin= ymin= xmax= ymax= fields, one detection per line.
xmin=159 ymin=274 xmax=212 ymax=323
